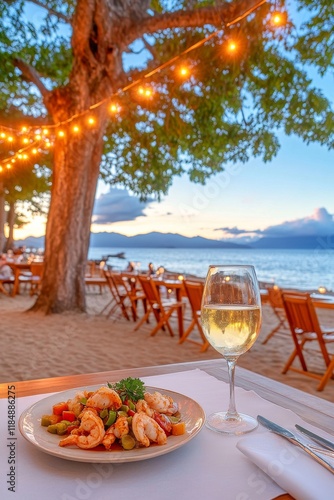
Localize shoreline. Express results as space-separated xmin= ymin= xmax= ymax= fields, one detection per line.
xmin=1 ymin=290 xmax=334 ymax=402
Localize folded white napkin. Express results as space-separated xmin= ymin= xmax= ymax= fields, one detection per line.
xmin=237 ymin=432 xmax=334 ymax=500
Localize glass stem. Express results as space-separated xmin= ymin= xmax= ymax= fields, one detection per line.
xmin=226 ymin=358 xmax=239 ymax=420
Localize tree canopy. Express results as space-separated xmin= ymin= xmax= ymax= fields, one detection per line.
xmin=0 ymin=0 xmax=333 ymax=312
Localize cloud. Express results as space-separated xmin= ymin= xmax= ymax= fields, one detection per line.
xmin=92 ymin=188 xmax=153 ymax=224
xmin=217 ymin=208 xmax=334 ymax=238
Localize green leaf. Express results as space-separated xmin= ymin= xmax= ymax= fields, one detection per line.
xmin=108 ymin=377 xmax=146 ymax=402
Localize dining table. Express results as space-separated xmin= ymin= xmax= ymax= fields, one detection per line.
xmin=1 ymin=359 xmax=333 ymax=499
xmin=7 ymin=262 xmax=32 ymax=297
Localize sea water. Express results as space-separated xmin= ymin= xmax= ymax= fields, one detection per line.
xmin=87 ymin=247 xmax=334 ymax=292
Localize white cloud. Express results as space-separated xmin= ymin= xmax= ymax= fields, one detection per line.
xmin=217 ymin=208 xmax=334 ymax=239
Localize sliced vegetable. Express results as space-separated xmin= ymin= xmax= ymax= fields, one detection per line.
xmin=99 ymin=408 xmax=108 ymax=419
xmin=121 ymin=435 xmax=136 ymax=450
xmin=153 ymin=412 xmax=172 ymax=436
xmin=171 ymin=422 xmax=186 ymax=436
xmin=105 ymin=410 xmax=117 ymax=427
xmin=52 ymin=402 xmax=69 ymax=415
xmin=41 ymin=414 xmax=62 ymax=426
xmin=62 ymin=410 xmax=76 ymax=422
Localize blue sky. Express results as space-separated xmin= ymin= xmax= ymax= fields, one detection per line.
xmin=15 ymin=1 xmax=334 ymax=242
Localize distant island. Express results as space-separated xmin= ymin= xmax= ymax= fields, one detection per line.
xmin=15 ymin=231 xmax=333 ymax=250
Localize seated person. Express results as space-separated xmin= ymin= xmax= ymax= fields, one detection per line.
xmin=148 ymin=262 xmax=155 ymax=276
xmin=126 ymin=261 xmax=135 ymax=272
xmin=0 ymin=255 xmax=13 ymax=280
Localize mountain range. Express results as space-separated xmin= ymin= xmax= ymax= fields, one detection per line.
xmin=15 ymin=231 xmax=333 ymax=250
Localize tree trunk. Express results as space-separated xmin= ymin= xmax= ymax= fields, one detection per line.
xmin=0 ymin=182 xmax=6 ymax=253
xmin=4 ymin=201 xmax=15 ymax=252
xmin=31 ymin=107 xmax=108 ymax=314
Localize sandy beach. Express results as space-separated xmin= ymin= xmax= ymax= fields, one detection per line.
xmin=0 ymin=287 xmax=334 ymax=402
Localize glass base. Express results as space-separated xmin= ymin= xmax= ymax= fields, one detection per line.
xmin=205 ymin=412 xmax=258 ymax=435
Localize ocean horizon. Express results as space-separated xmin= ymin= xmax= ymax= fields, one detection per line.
xmin=87 ymin=247 xmax=334 ymax=292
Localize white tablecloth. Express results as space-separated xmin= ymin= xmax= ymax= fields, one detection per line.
xmin=0 ymin=369 xmax=332 ymax=500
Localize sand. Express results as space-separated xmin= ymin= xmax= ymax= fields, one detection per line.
xmin=0 ymin=286 xmax=334 ymax=402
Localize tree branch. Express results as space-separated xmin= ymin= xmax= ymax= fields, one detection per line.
xmin=138 ymin=0 xmax=267 ymax=38
xmin=13 ymin=58 xmax=50 ymax=99
xmin=141 ymin=35 xmax=158 ymax=60
xmin=25 ymin=0 xmax=71 ymax=24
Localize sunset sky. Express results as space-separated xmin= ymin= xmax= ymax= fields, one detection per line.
xmin=17 ymin=129 xmax=334 ymax=243
xmin=14 ymin=2 xmax=334 ymax=243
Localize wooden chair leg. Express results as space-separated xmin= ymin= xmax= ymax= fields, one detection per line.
xmin=179 ymin=319 xmax=195 ymax=344
xmin=282 ymin=338 xmax=308 ymax=374
xmin=317 ymin=356 xmax=334 ymax=391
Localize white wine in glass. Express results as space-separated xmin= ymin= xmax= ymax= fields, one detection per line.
xmin=201 ymin=265 xmax=262 ymax=435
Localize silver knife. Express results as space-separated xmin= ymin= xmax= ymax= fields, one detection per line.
xmin=295 ymin=424 xmax=334 ymax=452
xmin=257 ymin=415 xmax=334 ymax=474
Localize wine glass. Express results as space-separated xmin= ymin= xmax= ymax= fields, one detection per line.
xmin=201 ymin=265 xmax=262 ymax=435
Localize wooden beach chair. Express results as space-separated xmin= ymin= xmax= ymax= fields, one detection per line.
xmin=179 ymin=279 xmax=209 ymax=352
xmin=262 ymin=286 xmax=288 ymax=344
xmin=135 ymin=276 xmax=183 ymax=337
xmin=281 ymin=291 xmax=334 ymax=391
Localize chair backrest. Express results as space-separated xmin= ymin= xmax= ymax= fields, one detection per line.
xmin=30 ymin=262 xmax=44 ymax=278
xmin=137 ymin=276 xmax=161 ymax=306
xmin=267 ymin=286 xmax=284 ymax=309
xmin=282 ymin=292 xmax=322 ymax=336
xmin=183 ymin=280 xmax=204 ymax=314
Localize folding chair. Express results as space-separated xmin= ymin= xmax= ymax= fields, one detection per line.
xmin=107 ymin=272 xmax=136 ymax=321
xmin=179 ymin=280 xmax=209 ymax=352
xmin=135 ymin=276 xmax=183 ymax=337
xmin=281 ymin=291 xmax=334 ymax=391
xmin=262 ymin=286 xmax=288 ymax=344
xmin=101 ymin=270 xmax=124 ymax=319
xmin=120 ymin=272 xmax=147 ymax=321
xmin=29 ymin=263 xmax=44 ymax=296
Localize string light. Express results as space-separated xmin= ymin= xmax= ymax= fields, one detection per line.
xmin=0 ymin=0 xmax=274 ymax=172
xmin=271 ymin=11 xmax=286 ymax=26
xmin=227 ymin=40 xmax=238 ymax=53
xmin=109 ymin=103 xmax=121 ymax=114
xmin=178 ymin=66 xmax=190 ymax=78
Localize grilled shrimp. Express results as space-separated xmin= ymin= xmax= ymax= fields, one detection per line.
xmin=67 ymin=390 xmax=89 ymax=417
xmin=86 ymin=387 xmax=122 ymax=410
xmin=102 ymin=416 xmax=129 ymax=449
xmin=132 ymin=412 xmax=167 ymax=447
xmin=144 ymin=391 xmax=178 ymax=415
xmin=135 ymin=399 xmax=154 ymax=417
xmin=59 ymin=409 xmax=105 ymax=449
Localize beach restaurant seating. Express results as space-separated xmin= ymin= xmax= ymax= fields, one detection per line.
xmin=104 ymin=271 xmax=135 ymax=321
xmin=120 ymin=272 xmax=147 ymax=322
xmin=0 ymin=277 xmax=14 ymax=296
xmin=281 ymin=291 xmax=334 ymax=391
xmin=29 ymin=262 xmax=44 ymax=296
xmin=262 ymin=286 xmax=288 ymax=344
xmin=179 ymin=279 xmax=209 ymax=352
xmin=135 ymin=276 xmax=183 ymax=337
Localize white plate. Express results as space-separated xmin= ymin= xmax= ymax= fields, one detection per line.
xmin=19 ymin=385 xmax=205 ymax=463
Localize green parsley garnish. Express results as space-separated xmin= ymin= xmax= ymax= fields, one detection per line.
xmin=108 ymin=377 xmax=146 ymax=402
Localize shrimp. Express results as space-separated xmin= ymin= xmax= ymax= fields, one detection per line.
xmin=67 ymin=390 xmax=89 ymax=417
xmin=86 ymin=386 xmax=122 ymax=410
xmin=135 ymin=399 xmax=154 ymax=417
xmin=132 ymin=412 xmax=167 ymax=447
xmin=144 ymin=391 xmax=178 ymax=415
xmin=59 ymin=409 xmax=105 ymax=449
xmin=102 ymin=416 xmax=129 ymax=450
